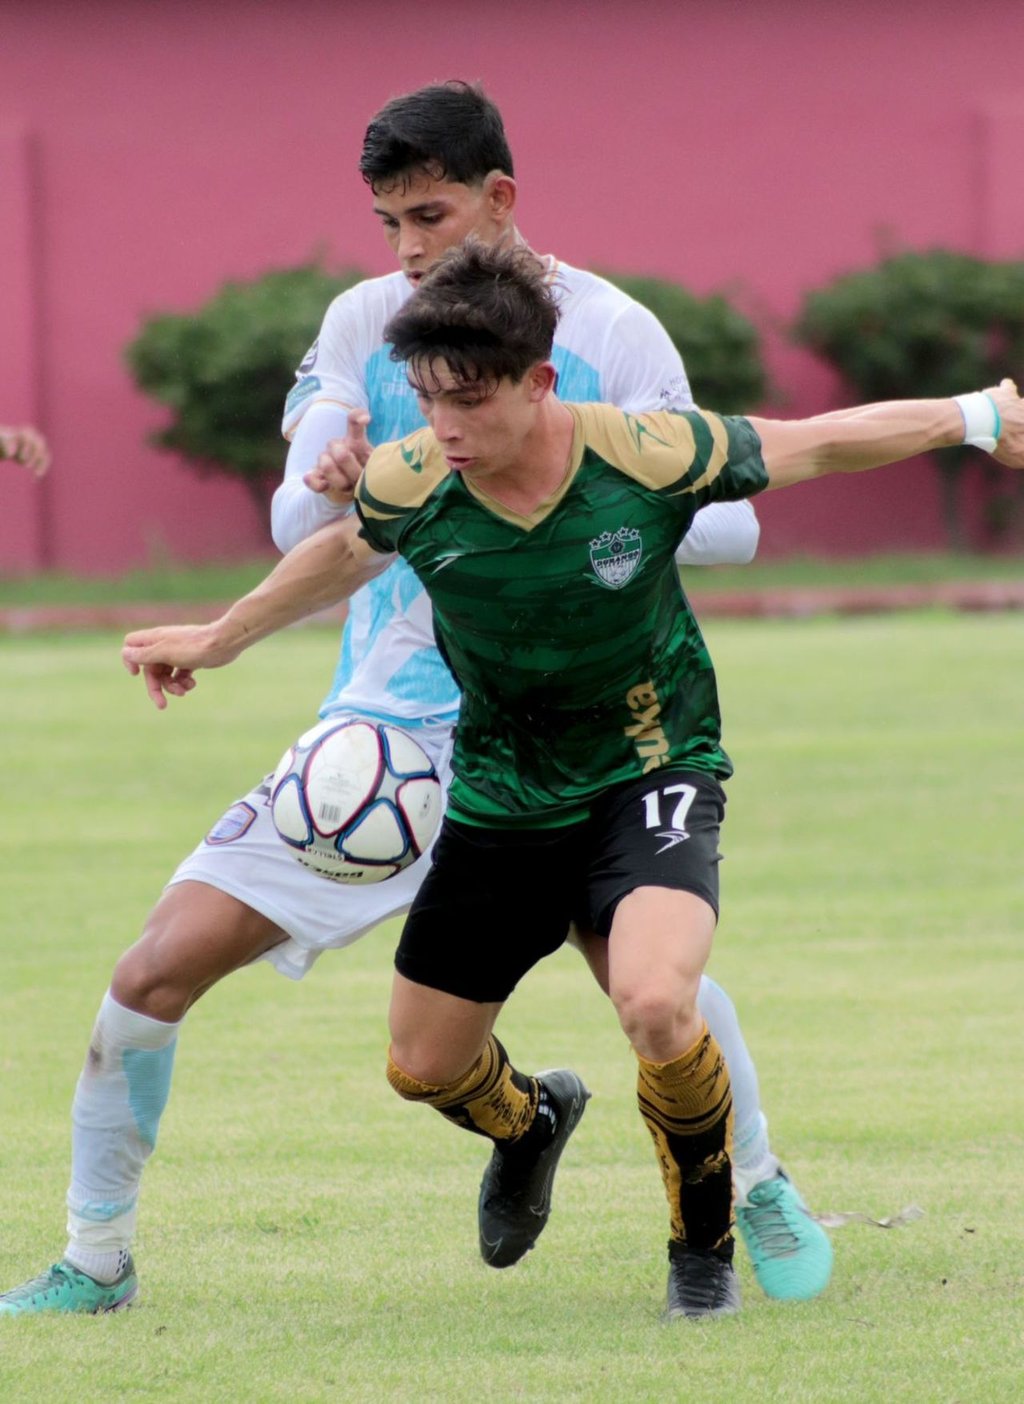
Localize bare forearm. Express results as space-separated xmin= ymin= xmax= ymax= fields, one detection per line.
xmin=214 ymin=520 xmax=375 ymax=654
xmin=122 ymin=515 xmax=388 ymax=705
xmin=752 ymin=399 xmax=963 ymax=489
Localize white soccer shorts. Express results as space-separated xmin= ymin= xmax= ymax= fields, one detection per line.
xmin=166 ymin=721 xmax=453 ymax=981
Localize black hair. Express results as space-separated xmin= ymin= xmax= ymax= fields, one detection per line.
xmin=359 ymin=80 xmax=514 ymax=190
xmin=383 ymin=241 xmax=558 ymax=388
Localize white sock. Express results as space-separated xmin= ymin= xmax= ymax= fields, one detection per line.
xmin=731 ymin=1113 xmax=780 ymax=1204
xmin=65 ymin=989 xmax=181 ymax=1265
xmin=64 ymin=1245 xmax=132 ymax=1285
xmin=697 ymin=976 xmax=773 ymax=1164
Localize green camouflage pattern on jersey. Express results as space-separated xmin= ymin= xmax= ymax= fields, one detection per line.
xmin=356 ymin=403 xmax=767 ymax=826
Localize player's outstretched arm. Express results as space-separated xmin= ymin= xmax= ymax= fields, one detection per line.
xmin=751 ymin=379 xmax=1024 ymax=488
xmin=122 ymin=514 xmax=391 ymax=709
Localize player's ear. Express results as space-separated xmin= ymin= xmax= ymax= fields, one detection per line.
xmin=484 ymin=172 xmax=517 ymax=223
xmin=527 ymin=362 xmax=558 ymax=402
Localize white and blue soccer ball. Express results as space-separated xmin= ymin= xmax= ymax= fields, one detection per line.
xmin=270 ymin=718 xmax=442 ymax=884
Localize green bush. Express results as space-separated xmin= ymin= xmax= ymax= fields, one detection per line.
xmin=603 ymin=272 xmax=767 ymax=412
xmin=125 ymin=265 xmax=365 ymax=527
xmin=794 ymin=250 xmax=1024 ymax=546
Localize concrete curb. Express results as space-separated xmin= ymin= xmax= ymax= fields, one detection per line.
xmin=1 ymin=583 xmax=1023 ymax=635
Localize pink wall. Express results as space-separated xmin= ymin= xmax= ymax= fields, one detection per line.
xmin=2 ymin=0 xmax=1023 ymax=573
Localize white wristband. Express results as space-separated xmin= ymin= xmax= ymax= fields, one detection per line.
xmin=953 ymin=392 xmax=1001 ymax=453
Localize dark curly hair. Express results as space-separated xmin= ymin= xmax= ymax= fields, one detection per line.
xmin=383 ymin=241 xmax=558 ymax=388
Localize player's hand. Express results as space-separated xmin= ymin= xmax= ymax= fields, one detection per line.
xmin=986 ymin=379 xmax=1024 ymax=469
xmin=0 ymin=425 xmax=51 ymax=477
xmin=121 ymin=623 xmax=238 ymax=710
xmin=302 ymin=410 xmax=372 ymax=505
xmin=126 ymin=660 xmax=199 ymax=710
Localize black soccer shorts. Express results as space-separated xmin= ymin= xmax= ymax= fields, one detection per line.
xmin=393 ymin=769 xmax=725 ymax=1003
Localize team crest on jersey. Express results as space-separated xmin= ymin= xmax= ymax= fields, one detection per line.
xmin=205 ymin=801 xmax=258 ymax=845
xmin=589 ymin=527 xmax=642 ymax=588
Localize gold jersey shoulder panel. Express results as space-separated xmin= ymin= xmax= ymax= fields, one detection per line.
xmin=569 ymin=402 xmax=732 ymax=496
xmin=357 ymin=428 xmax=449 ymax=526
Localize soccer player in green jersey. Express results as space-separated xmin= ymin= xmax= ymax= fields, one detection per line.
xmin=121 ymin=241 xmax=1024 ymax=1319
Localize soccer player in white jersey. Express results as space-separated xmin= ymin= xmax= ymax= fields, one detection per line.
xmin=0 ymin=81 xmax=831 ymax=1316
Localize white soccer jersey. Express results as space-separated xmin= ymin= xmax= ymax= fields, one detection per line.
xmin=277 ymin=259 xmax=706 ymax=729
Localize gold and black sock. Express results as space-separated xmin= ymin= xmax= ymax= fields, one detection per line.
xmin=636 ymin=1023 xmax=734 ymax=1256
xmin=387 ymin=1035 xmax=550 ymax=1149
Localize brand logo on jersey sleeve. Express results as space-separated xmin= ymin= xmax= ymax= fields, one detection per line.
xmin=285 ymin=375 xmax=322 ymax=416
xmin=623 ymin=413 xmax=672 ymax=452
xmin=400 ymin=442 xmax=425 ymax=473
xmin=298 ymin=338 xmax=319 ymax=374
xmin=589 ymin=527 xmax=642 ymax=588
xmin=658 ymin=375 xmax=692 ymax=411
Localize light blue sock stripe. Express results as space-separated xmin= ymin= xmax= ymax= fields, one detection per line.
xmin=122 ymin=1040 xmax=177 ymax=1150
xmin=68 ymin=1196 xmax=137 ymax=1223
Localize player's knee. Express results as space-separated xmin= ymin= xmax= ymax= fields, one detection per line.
xmin=110 ymin=939 xmax=190 ymax=1021
xmin=109 ymin=907 xmax=200 ymax=1020
xmin=387 ymin=1038 xmax=477 ymax=1093
xmin=386 ymin=1046 xmax=443 ymax=1101
xmin=612 ymin=982 xmax=699 ymax=1053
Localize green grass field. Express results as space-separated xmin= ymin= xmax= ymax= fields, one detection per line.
xmin=1 ymin=617 xmax=1021 ymax=1402
xmin=2 ymin=550 xmax=1024 ymax=606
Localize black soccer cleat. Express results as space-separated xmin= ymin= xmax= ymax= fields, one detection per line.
xmin=665 ymin=1241 xmax=741 ymax=1320
xmin=478 ymin=1068 xmax=590 ymax=1269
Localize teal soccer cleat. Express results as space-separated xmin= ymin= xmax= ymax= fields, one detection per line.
xmin=0 ymin=1257 xmax=138 ymax=1315
xmin=736 ymin=1170 xmax=833 ymax=1301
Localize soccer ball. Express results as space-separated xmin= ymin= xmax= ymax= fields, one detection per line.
xmin=270 ymin=718 xmax=442 ymax=884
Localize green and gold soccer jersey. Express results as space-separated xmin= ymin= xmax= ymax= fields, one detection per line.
xmin=355 ymin=403 xmax=768 ymax=827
